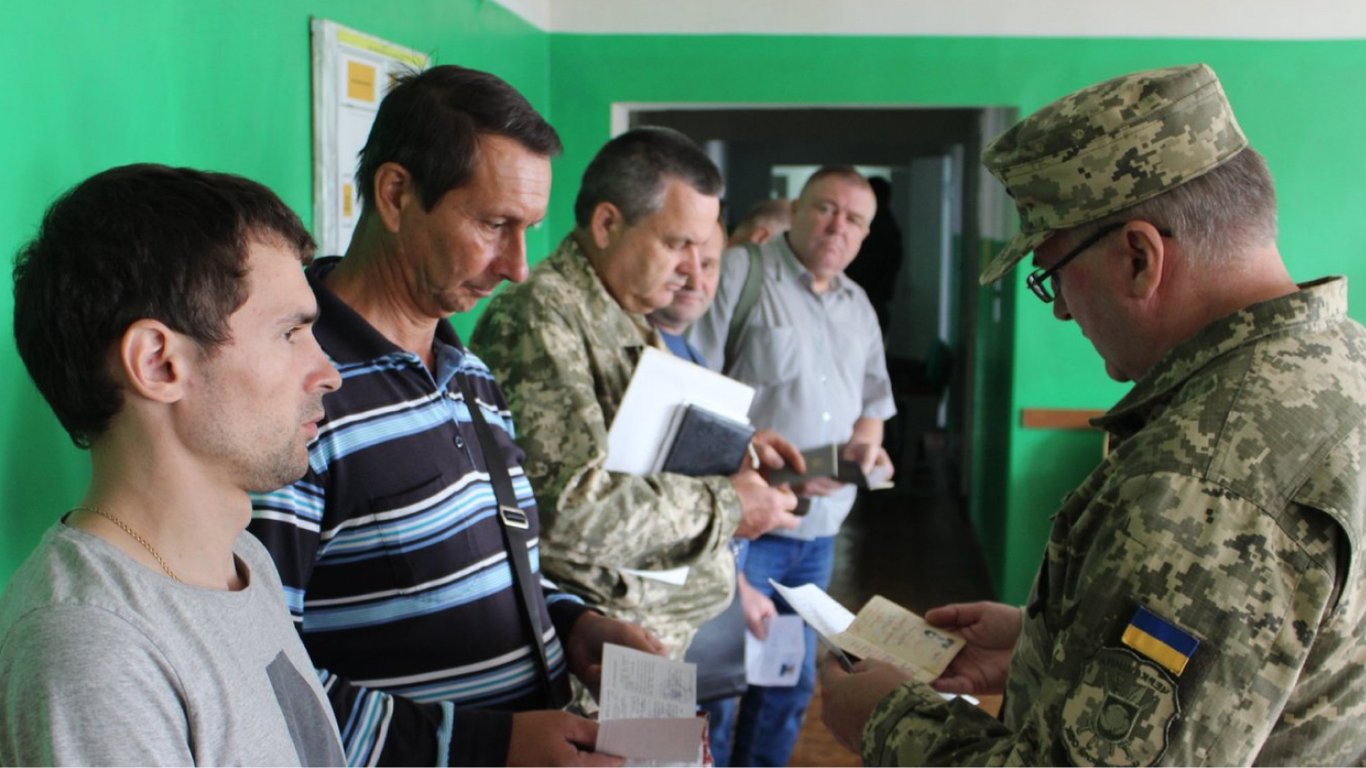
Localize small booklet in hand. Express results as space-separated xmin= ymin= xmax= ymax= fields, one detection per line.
xmin=656 ymin=403 xmax=756 ymax=477
xmin=766 ymin=443 xmax=894 ymax=490
xmin=769 ymin=581 xmax=964 ymax=683
xmin=595 ymin=644 xmax=707 ymax=766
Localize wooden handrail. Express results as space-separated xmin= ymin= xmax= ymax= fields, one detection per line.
xmin=1020 ymin=408 xmax=1106 ymax=430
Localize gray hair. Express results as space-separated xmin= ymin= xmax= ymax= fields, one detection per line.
xmin=1077 ymin=147 xmax=1277 ymax=265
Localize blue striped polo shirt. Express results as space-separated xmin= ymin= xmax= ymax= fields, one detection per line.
xmin=250 ymin=257 xmax=588 ymax=766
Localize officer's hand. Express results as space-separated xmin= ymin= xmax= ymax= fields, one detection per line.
xmin=819 ymin=656 xmax=910 ymax=754
xmin=507 ymin=710 xmax=622 ymax=766
xmin=565 ymin=612 xmax=666 ymax=698
xmin=731 ymin=468 xmax=800 ymax=539
xmin=924 ymin=601 xmax=1022 ymax=696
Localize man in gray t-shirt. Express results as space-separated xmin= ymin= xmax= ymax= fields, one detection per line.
xmin=691 ymin=166 xmax=897 ymax=767
xmin=1 ymin=164 xmax=344 ymax=765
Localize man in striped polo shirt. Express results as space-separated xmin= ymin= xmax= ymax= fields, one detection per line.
xmin=251 ymin=66 xmax=661 ymax=767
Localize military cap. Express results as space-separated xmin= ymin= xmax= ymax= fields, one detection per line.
xmin=979 ymin=63 xmax=1248 ymax=285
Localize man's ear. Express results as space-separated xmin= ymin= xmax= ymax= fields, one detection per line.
xmin=1122 ymin=221 xmax=1168 ymax=301
xmin=589 ymin=202 xmax=624 ymax=250
xmin=117 ymin=320 xmax=191 ymax=404
xmin=372 ymin=162 xmax=414 ymax=235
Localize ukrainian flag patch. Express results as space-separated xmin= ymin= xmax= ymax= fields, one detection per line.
xmin=1120 ymin=606 xmax=1199 ymax=677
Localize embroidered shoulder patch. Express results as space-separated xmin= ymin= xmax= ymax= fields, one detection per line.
xmin=1121 ymin=605 xmax=1199 ymax=677
xmin=1062 ymin=647 xmax=1180 ymax=767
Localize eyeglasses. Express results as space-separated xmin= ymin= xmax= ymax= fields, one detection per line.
xmin=1025 ymin=222 xmax=1173 ymax=303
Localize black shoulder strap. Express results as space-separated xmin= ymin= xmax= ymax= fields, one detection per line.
xmin=454 ymin=373 xmax=567 ymax=708
xmin=723 ymin=243 xmax=764 ymax=373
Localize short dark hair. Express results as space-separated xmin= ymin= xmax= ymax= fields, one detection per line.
xmin=12 ymin=163 xmax=314 ymax=448
xmin=573 ymin=127 xmax=724 ymax=228
xmin=356 ymin=65 xmax=562 ymax=212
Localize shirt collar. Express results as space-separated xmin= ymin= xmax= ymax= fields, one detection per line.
xmin=772 ymin=234 xmax=854 ymax=297
xmin=1096 ymin=277 xmax=1348 ymax=436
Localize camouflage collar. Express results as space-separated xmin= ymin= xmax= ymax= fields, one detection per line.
xmin=549 ymin=234 xmax=614 ymax=306
xmin=1097 ymin=277 xmax=1348 ymax=434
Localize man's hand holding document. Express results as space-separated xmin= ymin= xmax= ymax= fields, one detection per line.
xmin=594 ymin=644 xmax=708 ymax=766
xmin=765 ymin=442 xmax=895 ymax=491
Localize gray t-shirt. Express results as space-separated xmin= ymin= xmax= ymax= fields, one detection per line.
xmin=0 ymin=524 xmax=344 ymax=766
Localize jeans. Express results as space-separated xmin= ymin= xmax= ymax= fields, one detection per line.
xmin=700 ymin=695 xmax=738 ymax=765
xmin=723 ymin=534 xmax=836 ymax=767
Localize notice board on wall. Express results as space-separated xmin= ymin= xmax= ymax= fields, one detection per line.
xmin=311 ymin=19 xmax=429 ymax=256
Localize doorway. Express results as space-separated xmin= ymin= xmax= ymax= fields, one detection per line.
xmin=622 ymin=103 xmax=1018 ymax=581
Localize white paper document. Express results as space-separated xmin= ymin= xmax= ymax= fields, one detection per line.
xmin=745 ymin=614 xmax=804 ymax=687
xmin=768 ymin=581 xmax=856 ymax=639
xmin=619 ymin=565 xmax=691 ymax=586
xmin=865 ymin=462 xmax=895 ymax=490
xmin=595 ymin=644 xmax=705 ymax=766
xmin=606 ymin=347 xmax=755 ymax=474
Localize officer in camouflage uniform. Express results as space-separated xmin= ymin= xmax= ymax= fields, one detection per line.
xmin=472 ymin=128 xmax=801 ymax=659
xmin=820 ymin=63 xmax=1366 ymax=765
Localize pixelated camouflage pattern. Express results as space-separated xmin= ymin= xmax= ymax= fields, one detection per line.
xmin=471 ymin=235 xmax=740 ymax=659
xmin=979 ymin=63 xmax=1248 ymax=285
xmin=862 ymin=278 xmax=1366 ymax=765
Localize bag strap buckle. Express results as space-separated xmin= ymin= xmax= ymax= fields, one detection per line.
xmin=499 ymin=504 xmax=530 ymax=530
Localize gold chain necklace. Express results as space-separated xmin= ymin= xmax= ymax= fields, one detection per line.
xmin=70 ymin=505 xmax=182 ymax=583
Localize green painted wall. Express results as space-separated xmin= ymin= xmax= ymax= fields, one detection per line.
xmin=0 ymin=0 xmax=549 ymax=585
xmin=6 ymin=12 xmax=1366 ymax=607
xmin=545 ymin=35 xmax=1366 ymax=603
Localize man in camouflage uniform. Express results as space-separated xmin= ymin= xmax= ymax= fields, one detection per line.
xmin=821 ymin=63 xmax=1366 ymax=765
xmin=472 ymin=128 xmax=801 ymax=659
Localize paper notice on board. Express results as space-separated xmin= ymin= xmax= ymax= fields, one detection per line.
xmin=345 ymin=58 xmax=377 ymax=102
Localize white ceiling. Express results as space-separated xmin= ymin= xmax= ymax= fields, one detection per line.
xmin=492 ymin=0 xmax=1366 ymax=39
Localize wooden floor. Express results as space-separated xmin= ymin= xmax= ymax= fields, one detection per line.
xmin=781 ymin=478 xmax=998 ymax=767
